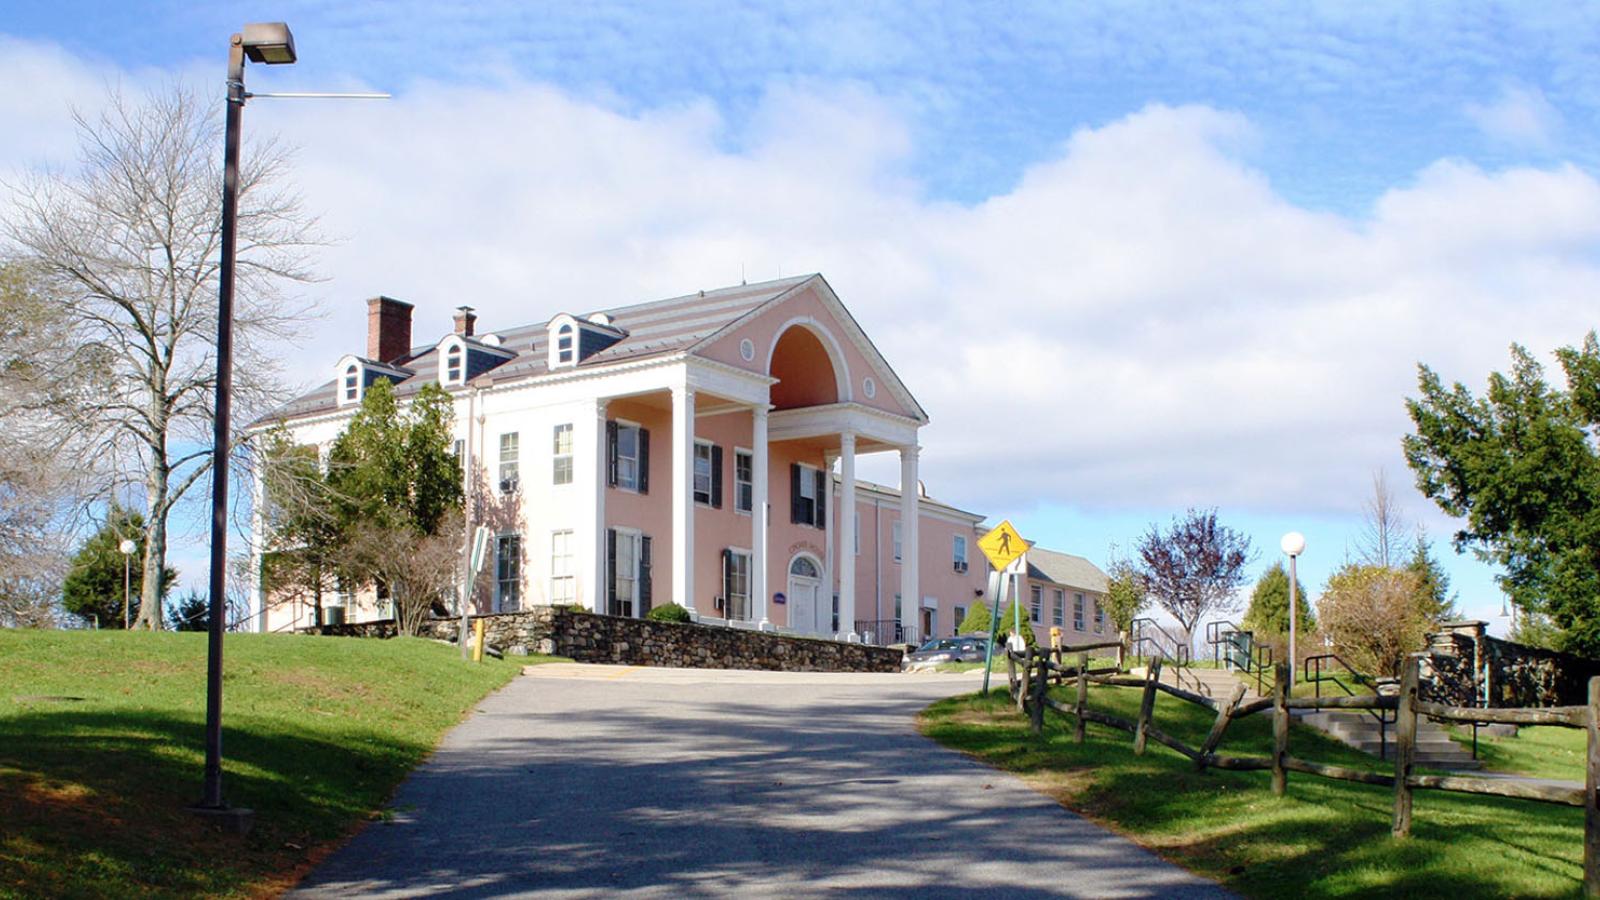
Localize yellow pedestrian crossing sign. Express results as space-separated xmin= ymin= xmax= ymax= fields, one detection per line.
xmin=977 ymin=520 xmax=1028 ymax=571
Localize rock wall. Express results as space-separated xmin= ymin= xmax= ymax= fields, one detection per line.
xmin=1422 ymin=621 xmax=1600 ymax=707
xmin=304 ymin=606 xmax=904 ymax=673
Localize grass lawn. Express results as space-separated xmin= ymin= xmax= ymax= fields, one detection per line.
xmin=0 ymin=630 xmax=549 ymax=899
xmin=1451 ymin=723 xmax=1587 ymax=782
xmin=920 ymin=684 xmax=1585 ymax=898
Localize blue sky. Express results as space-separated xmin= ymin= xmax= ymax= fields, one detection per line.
xmin=8 ymin=2 xmax=1600 ymax=631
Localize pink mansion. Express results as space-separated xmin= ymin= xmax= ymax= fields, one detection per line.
xmin=251 ymin=275 xmax=1108 ymax=646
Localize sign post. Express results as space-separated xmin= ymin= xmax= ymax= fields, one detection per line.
xmin=977 ymin=520 xmax=1029 ymax=695
xmin=460 ymin=525 xmax=492 ymax=660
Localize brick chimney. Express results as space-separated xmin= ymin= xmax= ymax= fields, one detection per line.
xmin=453 ymin=306 xmax=477 ymax=337
xmin=366 ymin=296 xmax=414 ymax=363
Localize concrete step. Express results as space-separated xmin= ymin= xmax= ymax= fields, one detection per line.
xmin=1296 ymin=709 xmax=1483 ymax=770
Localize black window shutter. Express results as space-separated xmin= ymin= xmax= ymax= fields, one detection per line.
xmin=638 ymin=428 xmax=650 ymax=494
xmin=710 ymin=445 xmax=723 ymax=509
xmin=606 ymin=528 xmax=617 ymax=615
xmin=722 ymin=548 xmax=732 ymax=615
xmin=814 ymin=468 xmax=827 ymax=530
xmin=639 ymin=535 xmax=653 ymax=614
xmin=606 ymin=421 xmax=619 ymax=487
xmin=790 ymin=463 xmax=803 ymax=524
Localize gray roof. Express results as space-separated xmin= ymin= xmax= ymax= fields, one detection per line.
xmin=1026 ymin=548 xmax=1109 ymax=593
xmin=261 ymin=275 xmax=817 ymax=424
xmin=836 ymin=475 xmax=984 ymax=523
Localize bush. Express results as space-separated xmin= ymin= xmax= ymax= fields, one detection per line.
xmin=645 ymin=604 xmax=692 ymax=623
xmin=957 ymin=601 xmax=992 ymax=635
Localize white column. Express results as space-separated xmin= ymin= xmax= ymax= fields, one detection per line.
xmin=752 ymin=404 xmax=770 ymax=628
xmin=671 ymin=384 xmax=695 ymax=609
xmin=588 ymin=399 xmax=609 ymax=614
xmin=899 ymin=444 xmax=920 ymax=644
xmin=823 ymin=451 xmax=837 ymax=635
xmin=839 ymin=432 xmax=858 ymax=641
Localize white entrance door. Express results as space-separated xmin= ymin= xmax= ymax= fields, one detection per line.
xmin=788 ymin=555 xmax=821 ymax=635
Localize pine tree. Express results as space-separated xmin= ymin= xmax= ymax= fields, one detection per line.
xmin=61 ymin=507 xmax=176 ymax=628
xmin=957 ymin=601 xmax=993 ymax=635
xmin=996 ymin=596 xmax=1037 ymax=647
xmin=1242 ymin=561 xmax=1314 ymax=637
xmin=1407 ymin=534 xmax=1458 ymax=624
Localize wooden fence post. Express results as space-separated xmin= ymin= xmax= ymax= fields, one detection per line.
xmin=1007 ymin=645 xmax=1019 ymax=702
xmin=1198 ymin=682 xmax=1248 ymax=771
xmin=1117 ymin=630 xmax=1126 ymax=672
xmin=1030 ymin=653 xmax=1047 ymax=735
xmin=1075 ymin=650 xmax=1089 ymax=744
xmin=1134 ymin=657 xmax=1162 ymax=755
xmin=1585 ymin=676 xmax=1599 ymax=897
xmin=1272 ymin=660 xmax=1289 ymax=797
xmin=1392 ymin=654 xmax=1420 ymax=838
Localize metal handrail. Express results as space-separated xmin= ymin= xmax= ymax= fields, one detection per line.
xmin=1204 ymin=620 xmax=1275 ymax=695
xmin=1129 ymin=618 xmax=1210 ymax=698
xmin=1303 ymin=653 xmax=1393 ymax=759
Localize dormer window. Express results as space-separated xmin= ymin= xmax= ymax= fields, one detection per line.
xmin=556 ymin=324 xmax=575 ymax=366
xmin=343 ymin=364 xmax=360 ymax=403
xmin=444 ymin=344 xmax=463 ymax=384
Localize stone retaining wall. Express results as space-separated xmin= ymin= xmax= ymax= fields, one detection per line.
xmin=1423 ymin=621 xmax=1600 ymax=707
xmin=304 ymin=606 xmax=904 ymax=673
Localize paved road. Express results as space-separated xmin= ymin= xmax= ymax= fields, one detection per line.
xmin=291 ymin=664 xmax=1230 ymax=899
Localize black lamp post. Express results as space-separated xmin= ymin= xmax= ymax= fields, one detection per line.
xmin=194 ymin=21 xmax=296 ymax=826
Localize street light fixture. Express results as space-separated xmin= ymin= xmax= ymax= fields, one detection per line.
xmin=119 ymin=539 xmax=136 ymax=629
xmin=193 ymin=21 xmax=299 ymax=829
xmin=1280 ymin=531 xmax=1306 ymax=690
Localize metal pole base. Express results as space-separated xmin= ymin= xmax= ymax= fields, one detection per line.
xmin=185 ymin=803 xmax=256 ymax=836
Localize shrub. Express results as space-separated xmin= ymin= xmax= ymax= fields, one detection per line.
xmin=645 ymin=604 xmax=692 ymax=623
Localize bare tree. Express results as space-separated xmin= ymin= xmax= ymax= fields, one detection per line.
xmin=1355 ymin=470 xmax=1412 ymax=568
xmin=345 ymin=514 xmax=465 ymax=636
xmin=4 ymin=85 xmax=319 ymax=629
xmin=1136 ymin=508 xmax=1253 ymax=649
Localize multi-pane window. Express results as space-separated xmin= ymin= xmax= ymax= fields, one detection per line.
xmin=734 ymin=450 xmax=753 ymax=513
xmin=893 ymin=521 xmax=903 ymax=562
xmin=552 ymin=424 xmax=573 ymax=485
xmin=724 ymin=550 xmax=751 ymax=621
xmin=452 ymin=439 xmax=464 ymax=459
xmin=694 ymin=442 xmax=714 ymax=505
xmin=613 ymin=531 xmax=639 ymax=617
xmin=796 ymin=464 xmax=819 ymax=524
xmin=1030 ymin=585 xmax=1042 ymax=623
xmin=499 ymin=432 xmax=520 ymax=493
xmin=1093 ymin=598 xmax=1105 ymax=634
xmin=954 ymin=605 xmax=967 ymax=632
xmin=615 ymin=424 xmax=641 ymax=491
xmin=550 ymin=530 xmax=575 ymax=605
xmin=953 ymin=535 xmax=968 ymax=572
xmin=1052 ymin=589 xmax=1065 ymax=627
xmin=556 ymin=324 xmax=574 ymax=365
xmin=495 ymin=534 xmax=521 ymax=612
xmin=445 ymin=345 xmax=463 ymax=383
xmin=1073 ymin=592 xmax=1085 ymax=631
xmin=343 ymin=365 xmax=359 ymax=402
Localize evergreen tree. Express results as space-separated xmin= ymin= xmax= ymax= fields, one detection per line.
xmin=1242 ymin=561 xmax=1314 ymax=637
xmin=61 ymin=507 xmax=176 ymax=628
xmin=957 ymin=601 xmax=993 ymax=635
xmin=995 ymin=596 xmax=1037 ymax=647
xmin=167 ymin=590 xmax=209 ymax=632
xmin=1405 ymin=334 xmax=1600 ymax=655
xmin=1407 ymin=534 xmax=1458 ymax=624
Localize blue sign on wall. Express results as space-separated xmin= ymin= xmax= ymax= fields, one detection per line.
xmin=773 ymin=592 xmax=786 ymax=605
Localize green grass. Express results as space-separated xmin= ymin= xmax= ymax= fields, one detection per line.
xmin=920 ymin=683 xmax=1585 ymax=898
xmin=0 ymin=630 xmax=547 ymax=899
xmin=1451 ymin=724 xmax=1587 ymax=782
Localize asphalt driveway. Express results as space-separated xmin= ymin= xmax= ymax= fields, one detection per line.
xmin=290 ymin=664 xmax=1230 ymax=898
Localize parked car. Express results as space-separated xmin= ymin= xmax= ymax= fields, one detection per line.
xmin=903 ymin=634 xmax=992 ymax=670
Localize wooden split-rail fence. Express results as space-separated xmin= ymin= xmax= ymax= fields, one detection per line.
xmin=1005 ymin=643 xmax=1600 ymax=897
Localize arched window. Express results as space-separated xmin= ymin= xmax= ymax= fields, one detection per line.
xmin=556 ymin=324 xmax=575 ymax=365
xmin=343 ymin=364 xmax=360 ymax=402
xmin=444 ymin=344 xmax=463 ymax=383
xmin=790 ymin=556 xmax=819 ymax=579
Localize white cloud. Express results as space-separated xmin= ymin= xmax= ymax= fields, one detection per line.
xmin=8 ymin=43 xmax=1600 ymax=535
xmin=1465 ymin=84 xmax=1563 ymax=148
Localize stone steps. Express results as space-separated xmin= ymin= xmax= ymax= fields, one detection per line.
xmin=1297 ymin=709 xmax=1482 ymax=770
